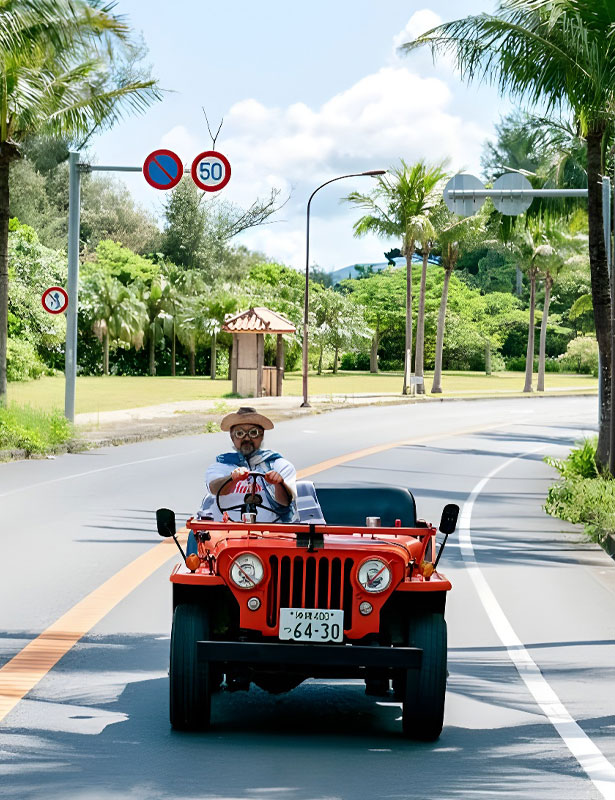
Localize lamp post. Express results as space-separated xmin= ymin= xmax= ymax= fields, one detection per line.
xmin=301 ymin=170 xmax=387 ymax=407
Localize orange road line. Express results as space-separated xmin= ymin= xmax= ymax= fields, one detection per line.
xmin=0 ymin=420 xmax=506 ymax=724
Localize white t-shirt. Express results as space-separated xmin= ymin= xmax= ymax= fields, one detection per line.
xmin=202 ymin=454 xmax=297 ymax=522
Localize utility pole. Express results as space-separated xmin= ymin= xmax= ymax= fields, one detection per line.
xmin=64 ymin=153 xmax=147 ymax=422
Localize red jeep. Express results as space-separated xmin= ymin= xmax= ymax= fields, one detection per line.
xmin=157 ymin=476 xmax=458 ymax=740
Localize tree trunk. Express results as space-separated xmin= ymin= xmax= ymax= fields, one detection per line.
xmin=402 ymin=244 xmax=415 ymax=394
xmin=189 ymin=347 xmax=195 ymax=376
xmin=149 ymin=327 xmax=156 ymax=376
xmin=171 ymin=322 xmax=176 ymax=377
xmin=103 ymin=330 xmax=110 ymax=375
xmin=586 ymin=130 xmax=611 ymax=470
xmin=370 ymin=327 xmax=379 ymax=374
xmin=0 ymin=156 xmax=10 ymax=403
xmin=317 ymin=345 xmax=323 ymax=375
xmin=210 ymin=332 xmax=217 ymax=380
xmin=414 ymin=249 xmax=429 ymax=394
xmin=431 ymin=267 xmax=452 ymax=394
xmin=333 ymin=344 xmax=339 ymax=374
xmin=537 ymin=275 xmax=553 ymax=392
xmin=523 ymin=268 xmax=536 ymax=393
xmin=485 ymin=340 xmax=491 ymax=375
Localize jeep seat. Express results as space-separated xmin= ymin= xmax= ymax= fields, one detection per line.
xmin=296 ymin=481 xmax=326 ymax=524
xmin=314 ymin=484 xmax=417 ymax=528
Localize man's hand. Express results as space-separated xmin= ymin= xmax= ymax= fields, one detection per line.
xmin=264 ymin=470 xmax=283 ymax=484
xmin=231 ymin=467 xmax=250 ymax=483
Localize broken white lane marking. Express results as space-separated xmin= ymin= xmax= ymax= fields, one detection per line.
xmin=460 ymin=447 xmax=615 ymax=800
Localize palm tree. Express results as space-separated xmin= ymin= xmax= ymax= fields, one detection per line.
xmin=431 ymin=214 xmax=484 ymax=394
xmin=81 ymin=273 xmax=146 ymax=374
xmin=401 ymin=0 xmax=615 ymax=466
xmin=536 ymin=234 xmax=566 ymax=391
xmin=162 ymin=266 xmax=206 ymax=376
xmin=414 ymin=198 xmax=448 ymax=394
xmin=0 ymin=0 xmax=161 ymax=401
xmin=344 ymin=160 xmax=447 ymax=394
xmin=517 ymin=226 xmax=562 ymax=393
xmin=137 ymin=275 xmax=170 ymax=377
xmin=203 ymin=288 xmax=238 ymax=380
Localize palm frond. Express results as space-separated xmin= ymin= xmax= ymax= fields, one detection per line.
xmin=400 ymin=4 xmax=615 ymax=124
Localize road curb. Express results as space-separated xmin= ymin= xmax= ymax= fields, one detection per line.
xmin=1 ymin=389 xmax=598 ymax=462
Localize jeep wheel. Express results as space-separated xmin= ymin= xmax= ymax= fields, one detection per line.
xmin=170 ymin=604 xmax=210 ymax=731
xmin=402 ymin=613 xmax=447 ymax=740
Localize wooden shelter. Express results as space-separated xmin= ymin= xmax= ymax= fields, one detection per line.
xmin=223 ymin=307 xmax=296 ymax=397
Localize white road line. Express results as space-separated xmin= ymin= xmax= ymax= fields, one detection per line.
xmin=460 ymin=447 xmax=615 ymax=800
xmin=0 ymin=449 xmax=203 ymax=499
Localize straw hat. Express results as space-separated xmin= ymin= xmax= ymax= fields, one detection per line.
xmin=220 ymin=406 xmax=274 ymax=431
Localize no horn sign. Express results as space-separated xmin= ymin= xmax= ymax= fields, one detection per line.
xmin=143 ymin=148 xmax=231 ymax=192
xmin=42 ymin=286 xmax=68 ymax=314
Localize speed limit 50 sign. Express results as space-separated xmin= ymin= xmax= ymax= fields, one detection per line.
xmin=191 ymin=150 xmax=231 ymax=192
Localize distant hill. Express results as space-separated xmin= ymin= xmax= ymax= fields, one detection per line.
xmin=329 ymin=253 xmax=441 ymax=285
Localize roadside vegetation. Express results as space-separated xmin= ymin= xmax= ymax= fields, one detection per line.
xmin=545 ymin=440 xmax=615 ymax=549
xmin=0 ymin=404 xmax=73 ymax=457
xmin=1 ymin=1 xmax=608 ymax=470
xmin=6 ymin=370 xmax=597 ymax=416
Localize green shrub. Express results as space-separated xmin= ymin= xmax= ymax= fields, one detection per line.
xmin=340 ymin=352 xmax=371 ymax=370
xmin=558 ymin=337 xmax=599 ymax=376
xmin=379 ymin=359 xmax=404 ymax=371
xmin=488 ymin=352 xmax=507 ymax=372
xmin=545 ymin=477 xmax=615 ymax=545
xmin=545 ymin=437 xmax=598 ymax=479
xmin=544 ymin=438 xmax=615 ymax=545
xmin=7 ymin=338 xmax=48 ymax=381
xmin=0 ymin=405 xmax=73 ymax=456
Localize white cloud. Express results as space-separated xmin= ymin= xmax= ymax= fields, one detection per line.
xmin=392 ymin=9 xmax=443 ymax=52
xmin=159 ymin=27 xmax=492 ymax=271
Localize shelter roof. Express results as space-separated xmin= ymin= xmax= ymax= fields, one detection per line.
xmin=222 ymin=306 xmax=296 ymax=334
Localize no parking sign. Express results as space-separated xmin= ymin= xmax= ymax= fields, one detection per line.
xmin=143 ymin=149 xmax=184 ymax=190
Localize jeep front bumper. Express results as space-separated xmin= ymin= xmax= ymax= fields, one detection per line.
xmin=198 ymin=641 xmax=422 ymax=671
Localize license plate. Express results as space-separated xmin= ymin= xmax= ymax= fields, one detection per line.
xmin=279 ymin=608 xmax=344 ymax=642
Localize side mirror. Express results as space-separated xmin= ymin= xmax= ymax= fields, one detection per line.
xmin=156 ymin=508 xmax=176 ymax=538
xmin=439 ymin=504 xmax=459 ymax=535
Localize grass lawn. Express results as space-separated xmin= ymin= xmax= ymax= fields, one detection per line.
xmin=7 ymin=370 xmax=598 ymax=415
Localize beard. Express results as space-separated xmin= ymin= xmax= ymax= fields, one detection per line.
xmin=239 ymin=440 xmax=256 ymax=456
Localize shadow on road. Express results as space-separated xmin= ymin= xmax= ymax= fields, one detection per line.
xmin=0 ymin=633 xmax=595 ymax=800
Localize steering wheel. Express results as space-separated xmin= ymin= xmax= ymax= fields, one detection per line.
xmin=215 ymin=470 xmax=290 ymax=523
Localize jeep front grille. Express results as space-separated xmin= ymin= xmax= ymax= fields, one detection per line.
xmin=267 ymin=555 xmax=354 ymax=630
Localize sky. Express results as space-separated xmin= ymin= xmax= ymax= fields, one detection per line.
xmin=91 ymin=1 xmax=513 ymax=272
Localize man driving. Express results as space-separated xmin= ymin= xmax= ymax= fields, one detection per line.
xmin=198 ymin=407 xmax=298 ymax=523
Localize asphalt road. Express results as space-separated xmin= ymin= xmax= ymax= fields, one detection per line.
xmin=1 ymin=396 xmax=614 ymax=800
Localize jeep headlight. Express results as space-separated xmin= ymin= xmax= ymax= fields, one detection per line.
xmin=229 ymin=553 xmax=264 ymax=589
xmin=357 ymin=559 xmax=391 ymax=593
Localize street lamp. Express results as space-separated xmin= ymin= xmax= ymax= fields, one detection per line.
xmin=301 ymin=170 xmax=387 ymax=408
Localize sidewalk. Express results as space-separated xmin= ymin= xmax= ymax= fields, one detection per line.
xmin=75 ymin=385 xmax=598 ymax=448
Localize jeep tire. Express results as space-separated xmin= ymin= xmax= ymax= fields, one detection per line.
xmin=170 ymin=604 xmax=211 ymax=730
xmin=402 ymin=612 xmax=447 ymax=740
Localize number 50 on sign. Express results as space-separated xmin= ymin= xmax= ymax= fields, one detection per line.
xmin=191 ymin=150 xmax=231 ymax=192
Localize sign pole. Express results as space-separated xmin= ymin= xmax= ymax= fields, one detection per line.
xmin=64 ymin=151 xmax=81 ymax=423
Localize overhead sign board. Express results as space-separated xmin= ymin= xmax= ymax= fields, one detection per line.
xmin=191 ymin=150 xmax=231 ymax=192
xmin=491 ymin=173 xmax=533 ymax=215
xmin=42 ymin=286 xmax=68 ymax=314
xmin=443 ymin=174 xmax=485 ymax=217
xmin=143 ymin=149 xmax=184 ymax=190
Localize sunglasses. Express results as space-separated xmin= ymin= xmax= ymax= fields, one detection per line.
xmin=232 ymin=427 xmax=263 ymax=440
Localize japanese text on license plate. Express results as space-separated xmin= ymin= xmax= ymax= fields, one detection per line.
xmin=279 ymin=608 xmax=344 ymax=642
